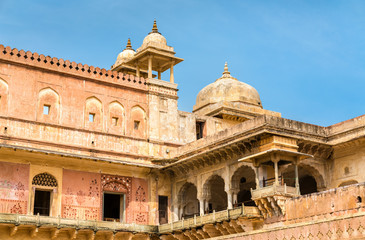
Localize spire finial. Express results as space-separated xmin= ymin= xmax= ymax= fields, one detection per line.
xmin=216 ymin=61 xmax=237 ymax=82
xmin=152 ymin=19 xmax=158 ymax=32
xmin=223 ymin=62 xmax=230 ymax=75
xmin=151 ymin=19 xmax=160 ymax=34
xmin=126 ymin=38 xmax=132 ymax=49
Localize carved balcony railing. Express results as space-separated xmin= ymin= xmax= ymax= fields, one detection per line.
xmin=159 ymin=205 xmax=261 ymax=233
xmin=251 ymin=184 xmax=299 ymax=199
xmin=251 ymin=184 xmax=300 ymax=218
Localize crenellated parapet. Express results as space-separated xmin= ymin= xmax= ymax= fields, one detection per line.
xmin=0 ymin=44 xmax=147 ymax=92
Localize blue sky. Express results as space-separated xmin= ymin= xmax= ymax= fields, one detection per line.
xmin=1 ymin=0 xmax=365 ymax=126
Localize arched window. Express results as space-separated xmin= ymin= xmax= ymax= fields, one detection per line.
xmin=31 ymin=172 xmax=58 ymax=216
xmin=37 ymin=88 xmax=60 ymax=124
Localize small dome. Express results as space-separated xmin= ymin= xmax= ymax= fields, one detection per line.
xmin=115 ymin=38 xmax=135 ymax=66
xmin=195 ymin=63 xmax=262 ymax=110
xmin=142 ymin=20 xmax=167 ymax=46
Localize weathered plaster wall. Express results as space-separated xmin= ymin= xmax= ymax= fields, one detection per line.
xmin=0 ymin=162 xmax=29 ymax=214
xmin=330 ymin=141 xmax=365 ymax=188
xmin=62 ymin=169 xmax=101 ymax=220
xmin=285 ymin=183 xmax=365 ymax=222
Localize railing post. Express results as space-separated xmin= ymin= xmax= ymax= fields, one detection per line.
xmin=242 ymin=203 xmax=245 ymax=215
xmin=194 ymin=214 xmax=196 ymax=225
xmin=227 ymin=209 xmax=229 ymax=219
xmin=284 ymin=183 xmax=287 ymax=193
xmin=213 ymin=210 xmax=216 ymax=221
xmin=36 ymin=213 xmax=40 ymax=226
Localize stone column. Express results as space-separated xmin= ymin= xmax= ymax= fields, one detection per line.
xmin=199 ymin=198 xmax=205 ymax=215
xmin=148 ymin=56 xmax=152 ymax=79
xmin=170 ymin=62 xmax=174 ymax=83
xmin=273 ymin=154 xmax=279 ymax=186
xmin=254 ymin=165 xmax=260 ymax=189
xmin=227 ymin=190 xmax=233 ymax=209
xmin=173 ymin=205 xmax=179 ymax=222
xmin=233 ymin=191 xmax=238 ymax=206
xmin=158 ymin=71 xmax=161 ymax=80
xmin=294 ymin=161 xmax=299 ymax=188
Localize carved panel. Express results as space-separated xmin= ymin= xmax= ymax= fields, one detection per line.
xmin=101 ymin=174 xmax=132 ymax=222
xmin=62 ymin=170 xmax=101 ymax=220
xmin=0 ymin=162 xmax=29 ymax=214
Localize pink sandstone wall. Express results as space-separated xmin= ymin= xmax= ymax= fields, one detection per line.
xmin=131 ymin=177 xmax=149 ymax=224
xmin=0 ymin=162 xmax=29 ymax=214
xmin=285 ymin=183 xmax=365 ymax=223
xmin=62 ymin=169 xmax=101 ymax=220
xmin=62 ymin=170 xmax=150 ymax=224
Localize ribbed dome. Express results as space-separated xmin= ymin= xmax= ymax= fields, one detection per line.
xmin=142 ymin=20 xmax=167 ymax=46
xmin=195 ymin=63 xmax=262 ymax=110
xmin=114 ymin=38 xmax=135 ymax=66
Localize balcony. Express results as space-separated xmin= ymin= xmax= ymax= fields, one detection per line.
xmin=159 ymin=205 xmax=261 ymax=233
xmin=252 ymin=176 xmax=300 ymax=199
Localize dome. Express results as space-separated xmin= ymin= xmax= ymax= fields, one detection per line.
xmin=142 ymin=20 xmax=167 ymax=46
xmin=114 ymin=38 xmax=135 ymax=66
xmin=195 ymin=63 xmax=262 ymax=111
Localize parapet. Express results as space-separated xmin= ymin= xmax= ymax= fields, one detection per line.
xmin=0 ymin=44 xmax=147 ymax=91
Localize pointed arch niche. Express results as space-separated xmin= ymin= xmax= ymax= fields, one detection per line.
xmin=108 ymin=101 xmax=125 ymax=134
xmin=0 ymin=77 xmax=9 ymax=115
xmin=37 ymin=87 xmax=60 ymax=124
xmin=85 ymin=97 xmax=103 ymax=130
xmin=130 ymin=105 xmax=146 ymax=138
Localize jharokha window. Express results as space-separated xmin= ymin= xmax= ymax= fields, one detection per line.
xmin=31 ymin=173 xmax=58 ymax=216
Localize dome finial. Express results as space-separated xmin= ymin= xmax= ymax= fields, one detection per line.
xmin=216 ymin=61 xmax=237 ymax=82
xmin=223 ymin=62 xmax=230 ymax=75
xmin=151 ymin=19 xmax=159 ymax=33
xmin=126 ymin=38 xmax=132 ymax=49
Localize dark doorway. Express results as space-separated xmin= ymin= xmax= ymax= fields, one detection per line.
xmin=299 ymin=175 xmax=318 ymax=195
xmin=196 ymin=121 xmax=205 ymax=140
xmin=159 ymin=196 xmax=168 ymax=224
xmin=237 ymin=190 xmax=256 ymax=206
xmin=103 ymin=193 xmax=124 ymax=221
xmin=34 ymin=190 xmax=51 ymax=216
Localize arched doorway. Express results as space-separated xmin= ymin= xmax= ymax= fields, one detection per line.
xmin=203 ymin=175 xmax=227 ymax=212
xmin=282 ymin=165 xmax=322 ymax=195
xmin=231 ymin=165 xmax=256 ymax=207
xmin=178 ymin=182 xmax=199 ymax=219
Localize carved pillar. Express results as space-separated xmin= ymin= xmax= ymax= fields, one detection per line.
xmin=232 ymin=190 xmax=238 ymax=207
xmin=148 ymin=56 xmax=152 ymax=79
xmin=158 ymin=71 xmax=161 ymax=80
